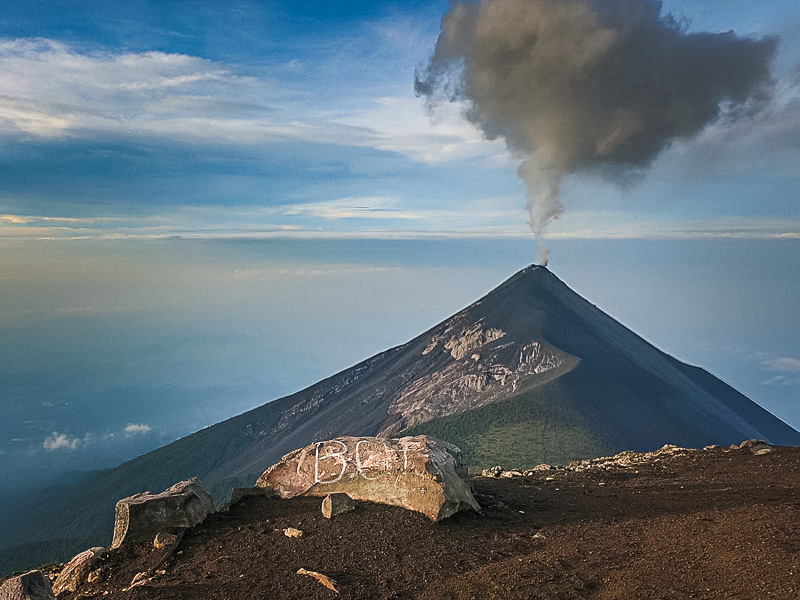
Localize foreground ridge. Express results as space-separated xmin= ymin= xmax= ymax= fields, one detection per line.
xmin=21 ymin=441 xmax=800 ymax=600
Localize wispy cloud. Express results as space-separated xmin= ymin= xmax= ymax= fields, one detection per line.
xmin=766 ymin=357 xmax=800 ymax=373
xmin=762 ymin=356 xmax=800 ymax=386
xmin=0 ymin=38 xmax=501 ymax=167
xmin=4 ymin=205 xmax=800 ymax=241
xmin=330 ymin=95 xmax=510 ymax=165
xmin=281 ymin=196 xmax=422 ymax=220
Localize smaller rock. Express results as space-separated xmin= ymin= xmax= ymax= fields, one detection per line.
xmin=284 ymin=527 xmax=304 ymax=538
xmin=0 ymin=570 xmax=55 ymax=600
xmin=297 ymin=568 xmax=339 ymax=594
xmin=52 ymin=547 xmax=107 ymax=595
xmin=124 ymin=571 xmax=155 ymax=591
xmin=751 ymin=444 xmax=774 ymax=455
xmin=703 ymin=445 xmax=722 ymax=451
xmin=154 ymin=531 xmax=179 ymax=549
xmin=738 ymin=439 xmax=766 ymax=449
xmin=226 ymin=487 xmax=280 ymax=510
xmin=500 ymin=470 xmax=523 ymax=478
xmin=87 ymin=570 xmax=104 ymax=584
xmin=481 ymin=465 xmax=503 ymax=477
xmin=322 ymin=493 xmax=355 ymax=519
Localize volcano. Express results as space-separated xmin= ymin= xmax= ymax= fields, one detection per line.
xmin=2 ymin=265 xmax=799 ymax=573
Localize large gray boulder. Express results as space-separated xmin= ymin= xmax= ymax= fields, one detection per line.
xmin=256 ymin=435 xmax=480 ymax=521
xmin=111 ymin=478 xmax=215 ymax=549
xmin=0 ymin=570 xmax=55 ymax=600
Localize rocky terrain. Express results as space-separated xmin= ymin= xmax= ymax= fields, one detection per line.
xmin=10 ymin=440 xmax=799 ymax=600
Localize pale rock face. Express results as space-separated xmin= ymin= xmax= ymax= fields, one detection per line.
xmin=391 ymin=334 xmax=571 ymax=429
xmin=111 ymin=478 xmax=215 ymax=549
xmin=256 ymin=435 xmax=480 ymax=521
xmin=52 ymin=547 xmax=106 ymax=595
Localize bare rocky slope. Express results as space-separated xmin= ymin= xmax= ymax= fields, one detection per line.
xmin=2 ymin=265 xmax=799 ymax=574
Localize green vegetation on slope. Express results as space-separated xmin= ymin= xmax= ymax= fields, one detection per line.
xmin=403 ymin=378 xmax=614 ymax=470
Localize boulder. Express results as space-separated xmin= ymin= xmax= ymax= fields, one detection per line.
xmin=256 ymin=435 xmax=480 ymax=521
xmin=225 ymin=486 xmax=279 ymax=510
xmin=111 ymin=478 xmax=215 ymax=549
xmin=52 ymin=547 xmax=106 ymax=595
xmin=0 ymin=570 xmax=55 ymax=600
xmin=322 ymin=493 xmax=355 ymax=519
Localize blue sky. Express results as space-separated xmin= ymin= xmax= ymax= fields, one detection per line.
xmin=0 ymin=0 xmax=797 ymax=240
xmin=0 ymin=0 xmax=799 ymax=497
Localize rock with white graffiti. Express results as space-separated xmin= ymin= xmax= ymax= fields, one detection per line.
xmin=255 ymin=435 xmax=480 ymax=521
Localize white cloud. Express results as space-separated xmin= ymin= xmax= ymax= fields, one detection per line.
xmin=0 ymin=39 xmax=282 ymax=141
xmin=666 ymin=74 xmax=800 ymax=178
xmin=282 ymin=196 xmax=421 ymax=220
xmin=766 ymin=357 xmax=800 ymax=373
xmin=123 ymin=423 xmax=152 ymax=436
xmin=41 ymin=423 xmax=152 ymax=450
xmin=331 ymin=95 xmax=511 ymax=165
xmin=43 ymin=431 xmax=81 ymax=451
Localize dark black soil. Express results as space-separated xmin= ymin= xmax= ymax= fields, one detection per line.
xmin=57 ymin=445 xmax=800 ymax=599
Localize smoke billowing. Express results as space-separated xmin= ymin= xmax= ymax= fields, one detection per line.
xmin=415 ymin=0 xmax=777 ymax=264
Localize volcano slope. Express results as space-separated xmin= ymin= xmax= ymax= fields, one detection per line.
xmin=2 ymin=265 xmax=799 ymax=574
xmin=50 ymin=443 xmax=800 ymax=600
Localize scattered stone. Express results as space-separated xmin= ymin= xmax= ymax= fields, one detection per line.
xmin=257 ymin=435 xmax=480 ymax=521
xmin=500 ymin=470 xmax=523 ymax=478
xmin=111 ymin=478 xmax=215 ymax=549
xmin=751 ymin=444 xmax=774 ymax=455
xmin=738 ymin=439 xmax=766 ymax=449
xmin=284 ymin=527 xmax=304 ymax=538
xmin=532 ymin=532 xmax=546 ymax=540
xmin=52 ymin=547 xmax=107 ymax=595
xmin=322 ymin=493 xmax=355 ymax=519
xmin=297 ymin=568 xmax=339 ymax=594
xmin=481 ymin=466 xmax=504 ymax=477
xmin=703 ymin=445 xmax=723 ymax=451
xmin=154 ymin=531 xmax=179 ymax=549
xmin=123 ymin=572 xmax=154 ymax=591
xmin=87 ymin=570 xmax=104 ymax=584
xmin=483 ymin=444 xmax=708 ymax=479
xmin=0 ymin=570 xmax=55 ymax=600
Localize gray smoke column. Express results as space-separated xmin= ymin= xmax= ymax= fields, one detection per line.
xmin=415 ymin=0 xmax=777 ymax=264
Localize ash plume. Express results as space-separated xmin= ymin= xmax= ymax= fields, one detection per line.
xmin=415 ymin=0 xmax=777 ymax=264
